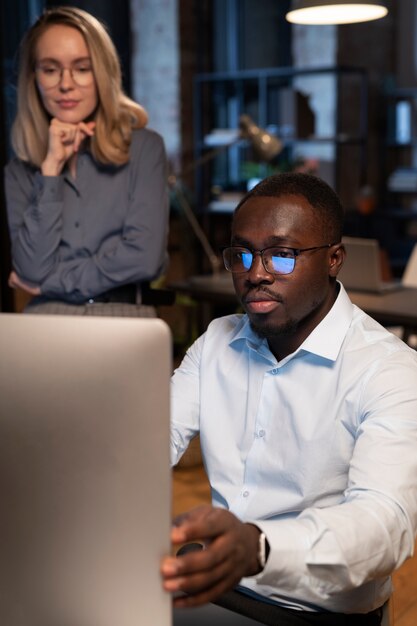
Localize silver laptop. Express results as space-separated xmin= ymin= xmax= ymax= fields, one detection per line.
xmin=339 ymin=236 xmax=401 ymax=293
xmin=0 ymin=314 xmax=172 ymax=626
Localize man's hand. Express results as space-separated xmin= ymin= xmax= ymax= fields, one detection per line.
xmin=161 ymin=505 xmax=262 ymax=608
xmin=8 ymin=271 xmax=41 ymax=296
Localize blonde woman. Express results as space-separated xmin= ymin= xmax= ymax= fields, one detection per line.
xmin=5 ymin=6 xmax=169 ymax=315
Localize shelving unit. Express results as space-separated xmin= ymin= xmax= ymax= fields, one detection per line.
xmin=193 ymin=65 xmax=369 ymax=216
xmin=384 ymin=88 xmax=417 ymax=204
xmin=378 ymin=88 xmax=417 ymax=272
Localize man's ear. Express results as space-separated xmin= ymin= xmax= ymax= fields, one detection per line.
xmin=329 ymin=243 xmax=346 ymax=277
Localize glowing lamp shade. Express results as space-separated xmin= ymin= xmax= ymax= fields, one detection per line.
xmin=286 ymin=1 xmax=388 ymax=25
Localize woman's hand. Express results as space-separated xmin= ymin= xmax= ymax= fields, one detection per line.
xmin=41 ymin=118 xmax=96 ymax=176
xmin=161 ymin=505 xmax=262 ymax=607
xmin=8 ymin=271 xmax=41 ymax=296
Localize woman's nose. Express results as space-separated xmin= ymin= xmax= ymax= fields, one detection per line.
xmin=59 ymin=68 xmax=75 ymax=90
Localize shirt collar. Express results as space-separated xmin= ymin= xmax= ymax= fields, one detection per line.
xmin=230 ymin=281 xmax=354 ymax=363
xmin=230 ymin=316 xmax=274 ymax=362
xmin=299 ymin=282 xmax=354 ymax=361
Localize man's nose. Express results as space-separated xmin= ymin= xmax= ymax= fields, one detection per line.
xmin=246 ymin=253 xmax=274 ymax=283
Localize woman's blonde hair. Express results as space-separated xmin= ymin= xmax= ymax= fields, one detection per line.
xmin=11 ymin=6 xmax=148 ymax=167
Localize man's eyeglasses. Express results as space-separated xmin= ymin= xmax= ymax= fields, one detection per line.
xmin=35 ymin=61 xmax=94 ymax=89
xmin=222 ymin=244 xmax=337 ymax=276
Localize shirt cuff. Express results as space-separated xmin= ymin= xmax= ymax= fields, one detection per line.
xmin=248 ymin=517 xmax=309 ymax=590
xmin=34 ymin=172 xmax=64 ymax=203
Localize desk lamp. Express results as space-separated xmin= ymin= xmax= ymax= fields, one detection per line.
xmin=169 ymin=115 xmax=283 ymax=274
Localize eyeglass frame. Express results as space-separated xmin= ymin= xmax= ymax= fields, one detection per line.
xmin=221 ymin=243 xmax=339 ymax=276
xmin=34 ymin=60 xmax=95 ymax=89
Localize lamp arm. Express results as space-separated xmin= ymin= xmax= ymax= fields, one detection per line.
xmin=172 ymin=138 xmax=241 ymax=180
xmin=168 ymin=139 xmax=242 ymax=276
xmin=170 ymin=181 xmax=222 ymax=275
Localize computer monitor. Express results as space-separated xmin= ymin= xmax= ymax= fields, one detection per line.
xmin=0 ymin=313 xmax=172 ymax=626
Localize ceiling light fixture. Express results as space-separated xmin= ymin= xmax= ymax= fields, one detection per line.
xmin=286 ymin=1 xmax=388 ymax=25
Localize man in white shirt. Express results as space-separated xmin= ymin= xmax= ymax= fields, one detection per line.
xmin=161 ymin=173 xmax=417 ymax=625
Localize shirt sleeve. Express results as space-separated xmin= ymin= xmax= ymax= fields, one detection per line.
xmin=5 ymin=130 xmax=170 ymax=302
xmin=4 ymin=162 xmax=65 ymax=287
xmin=251 ymin=350 xmax=417 ymax=604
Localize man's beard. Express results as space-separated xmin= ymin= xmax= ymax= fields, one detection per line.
xmin=249 ymin=316 xmax=298 ymax=339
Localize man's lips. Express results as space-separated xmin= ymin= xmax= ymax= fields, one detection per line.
xmin=243 ymin=291 xmax=283 ymax=314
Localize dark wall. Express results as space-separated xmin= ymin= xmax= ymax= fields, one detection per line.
xmin=0 ymin=6 xmax=12 ymax=311
xmin=337 ymin=7 xmax=396 ymax=200
xmin=212 ymin=0 xmax=291 ymax=72
xmin=178 ymin=1 xmax=212 ymax=180
xmin=240 ymin=0 xmax=291 ymax=70
xmin=0 ymin=0 xmax=38 ymax=310
xmin=2 ymin=0 xmax=42 ymax=160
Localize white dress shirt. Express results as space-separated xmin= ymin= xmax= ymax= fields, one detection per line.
xmin=170 ymin=283 xmax=417 ymax=613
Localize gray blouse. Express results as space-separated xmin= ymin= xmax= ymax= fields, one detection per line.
xmin=5 ymin=127 xmax=169 ymax=303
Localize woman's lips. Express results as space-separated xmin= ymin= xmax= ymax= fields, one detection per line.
xmin=57 ymin=100 xmax=79 ymax=109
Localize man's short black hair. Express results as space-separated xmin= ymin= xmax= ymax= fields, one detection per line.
xmin=234 ymin=173 xmax=345 ymax=243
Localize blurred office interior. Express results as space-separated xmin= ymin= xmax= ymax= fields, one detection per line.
xmin=1 ymin=4 xmax=417 ymax=625
xmin=2 ymin=1 xmax=417 ymax=313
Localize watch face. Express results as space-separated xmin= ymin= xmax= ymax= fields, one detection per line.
xmin=258 ymin=532 xmax=266 ymax=569
xmin=257 ymin=531 xmax=270 ymax=569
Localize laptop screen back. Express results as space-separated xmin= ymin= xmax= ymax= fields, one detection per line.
xmin=0 ymin=314 xmax=172 ymax=626
xmin=338 ymin=236 xmax=394 ymax=292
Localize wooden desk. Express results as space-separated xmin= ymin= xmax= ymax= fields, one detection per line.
xmin=347 ymin=288 xmax=417 ymax=328
xmin=170 ymin=274 xmax=417 ymax=331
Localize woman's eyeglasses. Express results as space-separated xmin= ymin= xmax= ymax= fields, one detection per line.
xmin=222 ymin=244 xmax=336 ymax=276
xmin=35 ymin=61 xmax=94 ymax=88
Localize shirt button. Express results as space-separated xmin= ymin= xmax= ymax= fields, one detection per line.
xmin=258 ymin=429 xmax=265 ymax=438
xmin=74 ymin=221 xmax=80 ymax=228
xmin=271 ymin=368 xmax=279 ymax=375
xmin=243 ymin=490 xmax=249 ymax=498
